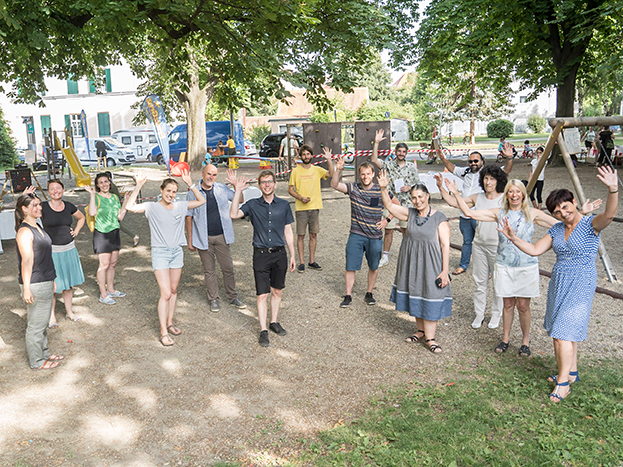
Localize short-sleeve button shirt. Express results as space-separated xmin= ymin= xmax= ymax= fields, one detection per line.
xmin=382 ymin=159 xmax=420 ymax=207
xmin=240 ymin=196 xmax=294 ymax=248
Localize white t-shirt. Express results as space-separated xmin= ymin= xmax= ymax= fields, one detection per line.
xmin=454 ymin=166 xmax=482 ymax=218
xmin=531 ymin=158 xmax=545 ymax=181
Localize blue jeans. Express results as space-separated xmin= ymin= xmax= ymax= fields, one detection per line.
xmin=459 ymin=217 xmax=477 ymax=270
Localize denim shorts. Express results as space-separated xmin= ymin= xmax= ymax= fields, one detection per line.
xmin=345 ymin=233 xmax=383 ymax=271
xmin=151 ymin=246 xmax=184 ymax=270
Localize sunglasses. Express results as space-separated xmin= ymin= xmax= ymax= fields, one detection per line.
xmin=468 ymin=159 xmax=480 ymax=164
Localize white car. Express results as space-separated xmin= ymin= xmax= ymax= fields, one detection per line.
xmin=73 ymin=138 xmax=136 ymax=167
xmin=244 ymin=139 xmax=258 ymax=156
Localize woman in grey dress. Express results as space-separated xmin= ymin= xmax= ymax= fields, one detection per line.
xmin=379 ymin=170 xmax=452 ymax=353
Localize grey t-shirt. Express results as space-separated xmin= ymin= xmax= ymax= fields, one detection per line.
xmin=144 ymin=201 xmax=189 ymax=248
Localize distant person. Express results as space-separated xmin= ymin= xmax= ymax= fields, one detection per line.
xmin=85 ymin=173 xmax=130 ymax=305
xmin=186 ymin=164 xmax=247 ymax=312
xmin=436 ymin=144 xmax=515 ymax=275
xmin=288 ymin=145 xmax=330 ymax=272
xmin=279 ymin=134 xmax=299 ymax=160
xmin=522 ymin=140 xmax=533 ymax=158
xmin=226 ymin=135 xmax=236 ymax=156
xmin=229 ymin=169 xmax=296 ymax=347
xmin=105 ymin=171 xmax=139 ymax=247
xmin=529 ymin=147 xmax=546 ymax=209
xmin=40 ymin=179 xmax=86 ymax=327
xmin=126 ymin=172 xmax=206 ymax=346
xmin=95 ymin=140 xmax=107 ymax=170
xmin=15 ymin=191 xmax=64 ymax=369
xmin=204 ymin=147 xmax=213 ymax=166
xmin=582 ymin=127 xmax=596 ymax=157
xmin=370 ymin=128 xmax=420 ymax=268
xmin=597 ymin=126 xmax=615 ymax=167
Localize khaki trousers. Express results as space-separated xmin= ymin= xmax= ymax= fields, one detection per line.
xmin=197 ymin=234 xmax=238 ymax=301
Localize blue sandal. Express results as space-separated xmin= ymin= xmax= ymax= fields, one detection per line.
xmin=548 ymin=370 xmax=579 ymax=384
xmin=549 ymin=381 xmax=571 ymax=403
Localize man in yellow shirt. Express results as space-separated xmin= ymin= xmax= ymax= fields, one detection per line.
xmin=226 ymin=135 xmax=236 ymax=156
xmin=288 ymin=145 xmax=332 ymax=272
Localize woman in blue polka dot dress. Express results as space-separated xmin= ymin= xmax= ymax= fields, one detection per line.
xmin=498 ymin=166 xmax=619 ymax=403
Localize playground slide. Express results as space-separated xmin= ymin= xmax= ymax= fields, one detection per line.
xmin=55 ymin=136 xmax=91 ymax=187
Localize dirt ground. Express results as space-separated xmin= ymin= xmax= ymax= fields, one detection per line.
xmin=0 ymin=159 xmax=622 ymax=466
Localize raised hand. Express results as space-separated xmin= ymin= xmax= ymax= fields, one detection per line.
xmin=378 ymin=169 xmax=390 ymax=189
xmin=232 ymin=173 xmax=248 ymax=191
xmin=226 ymin=169 xmax=237 ymax=186
xmin=84 ymin=185 xmax=95 ymax=195
xmin=24 ymin=185 xmax=36 ymax=195
xmin=433 ymin=173 xmax=443 ymax=188
xmin=322 ymin=146 xmax=333 ymax=160
xmin=374 ymin=129 xmax=386 ymax=144
xmin=502 ymin=142 xmax=514 ymax=159
xmin=581 ymin=198 xmax=602 ymax=214
xmin=335 ymin=155 xmax=345 ymax=171
xmin=180 ymin=170 xmax=193 ymax=187
xmin=444 ymin=178 xmax=459 ymax=194
xmin=596 ymin=166 xmax=619 ymax=191
xmin=496 ymin=216 xmax=517 ymax=241
xmin=135 ymin=173 xmax=147 ymax=188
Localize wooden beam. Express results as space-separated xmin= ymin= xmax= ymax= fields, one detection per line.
xmin=526 ymin=122 xmax=562 ymax=194
xmin=548 ymin=116 xmax=623 ymax=128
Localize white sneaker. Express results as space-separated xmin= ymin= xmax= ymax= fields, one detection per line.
xmin=108 ymin=290 xmax=126 ymax=298
xmin=471 ymin=315 xmax=484 ymax=329
xmin=379 ymin=255 xmax=389 ymax=267
xmin=99 ymin=295 xmax=116 ymax=305
xmin=488 ymin=314 xmax=501 ymax=329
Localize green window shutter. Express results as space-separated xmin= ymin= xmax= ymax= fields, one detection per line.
xmin=64 ymin=115 xmax=71 ymax=132
xmin=97 ymin=112 xmax=111 ymax=136
xmin=105 ymin=69 xmax=112 ymax=93
xmin=40 ymin=115 xmax=51 ymax=136
xmin=89 ymin=79 xmax=97 ymax=93
xmin=67 ymin=78 xmax=79 ymax=95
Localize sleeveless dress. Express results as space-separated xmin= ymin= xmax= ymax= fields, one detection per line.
xmin=390 ymin=209 xmax=452 ymax=320
xmin=544 ymin=215 xmax=599 ymax=341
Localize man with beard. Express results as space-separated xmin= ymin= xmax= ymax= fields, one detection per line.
xmin=326 ymin=155 xmax=397 ymax=307
xmin=371 ymin=129 xmax=420 ymax=268
xmin=437 ymin=144 xmax=515 ymax=275
xmin=288 ymin=145 xmax=332 ymax=272
xmin=229 ymin=170 xmax=296 ymax=347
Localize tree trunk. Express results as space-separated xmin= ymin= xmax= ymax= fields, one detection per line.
xmin=469 ymin=118 xmax=476 ymax=145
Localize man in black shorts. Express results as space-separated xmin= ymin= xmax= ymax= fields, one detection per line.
xmin=229 ymin=169 xmax=296 ymax=347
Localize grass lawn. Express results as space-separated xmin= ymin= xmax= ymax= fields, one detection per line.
xmin=299 ymin=356 xmax=623 ymax=466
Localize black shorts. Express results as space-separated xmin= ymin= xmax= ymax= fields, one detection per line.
xmin=585 ymin=140 xmax=593 ymax=149
xmin=93 ymin=228 xmax=121 ymax=254
xmin=228 ymin=147 xmax=236 ymax=156
xmin=252 ymin=247 xmax=287 ymax=295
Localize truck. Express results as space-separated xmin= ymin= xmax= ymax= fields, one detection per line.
xmin=150 ymin=120 xmax=245 ymax=165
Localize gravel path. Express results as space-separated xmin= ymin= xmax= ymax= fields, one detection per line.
xmin=0 ymin=160 xmax=621 ymax=466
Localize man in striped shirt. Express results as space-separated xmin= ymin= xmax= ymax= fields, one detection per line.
xmin=325 ymin=154 xmax=397 ymax=308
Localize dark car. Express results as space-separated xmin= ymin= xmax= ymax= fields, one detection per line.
xmin=259 ymin=133 xmax=304 ymax=159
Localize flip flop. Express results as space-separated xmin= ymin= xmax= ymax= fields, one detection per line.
xmin=65 ymin=316 xmax=82 ymax=322
xmin=160 ymin=334 xmax=174 ymax=346
xmin=48 ymin=354 xmax=64 ymax=361
xmin=34 ymin=359 xmax=60 ymax=370
xmin=167 ymin=325 xmax=182 ymax=336
xmin=452 ymin=267 xmax=466 ymax=275
xmin=48 ymin=323 xmax=58 ymax=329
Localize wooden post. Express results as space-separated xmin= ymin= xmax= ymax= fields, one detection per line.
xmin=526 ymin=122 xmax=563 ymax=194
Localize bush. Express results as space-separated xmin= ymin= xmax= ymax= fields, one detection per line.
xmin=514 ymin=123 xmax=528 ymax=134
xmin=246 ymin=124 xmax=271 ymax=147
xmin=527 ymin=114 xmax=546 ymax=133
xmin=486 ymin=119 xmax=514 ymax=138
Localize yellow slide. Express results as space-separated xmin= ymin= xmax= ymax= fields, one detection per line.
xmin=55 ymin=135 xmax=91 ymax=187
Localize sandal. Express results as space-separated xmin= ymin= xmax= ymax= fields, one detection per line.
xmin=548 ymin=370 xmax=579 ymax=384
xmin=425 ymin=338 xmax=442 ymax=353
xmin=48 ymin=354 xmax=64 ymax=361
xmin=495 ymin=341 xmax=509 ymax=353
xmin=518 ymin=344 xmax=531 ymax=356
xmin=160 ymin=334 xmax=174 ymax=346
xmin=549 ymin=381 xmax=571 ymax=403
xmin=405 ymin=330 xmax=425 ymax=343
xmin=34 ymin=359 xmax=60 ymax=370
xmin=452 ymin=267 xmax=466 ymax=275
xmin=167 ymin=325 xmax=182 ymax=336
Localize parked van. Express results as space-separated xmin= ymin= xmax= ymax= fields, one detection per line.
xmin=73 ymin=138 xmax=136 ymax=167
xmin=112 ymin=127 xmax=158 ymax=162
xmin=150 ymin=120 xmax=245 ymax=165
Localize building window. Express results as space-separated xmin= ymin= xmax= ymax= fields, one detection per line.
xmin=105 ymin=68 xmax=112 ymax=93
xmin=64 ymin=114 xmax=84 ymax=137
xmin=67 ymin=78 xmax=79 ymax=95
xmin=40 ymin=115 xmax=52 ymax=137
xmin=519 ymin=96 xmax=527 ymax=104
xmin=98 ymin=112 xmax=111 ymax=137
xmin=89 ymin=79 xmax=97 ymax=94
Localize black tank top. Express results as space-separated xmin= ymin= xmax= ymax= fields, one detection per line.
xmin=16 ymin=222 xmax=56 ymax=285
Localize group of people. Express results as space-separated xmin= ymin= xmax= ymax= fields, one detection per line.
xmin=582 ymin=125 xmax=616 ymax=168
xmin=14 ymin=141 xmax=620 ymax=403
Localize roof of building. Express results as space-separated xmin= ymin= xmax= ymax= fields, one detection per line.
xmin=276 ymin=86 xmax=369 ymax=117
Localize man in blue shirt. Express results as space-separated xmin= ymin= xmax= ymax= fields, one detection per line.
xmin=229 ymin=169 xmax=296 ymax=347
xmin=186 ymin=164 xmax=246 ymax=312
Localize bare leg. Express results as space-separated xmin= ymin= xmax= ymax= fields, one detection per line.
xmin=49 ymin=295 xmax=58 ymax=327
xmin=516 ymin=297 xmax=532 ymax=346
xmin=501 ymin=297 xmax=516 ymax=343
xmin=166 ymin=268 xmax=182 ymax=327
xmin=257 ymin=293 xmax=270 ymax=331
xmin=420 ymin=319 xmax=440 ymax=352
xmin=62 ymin=288 xmax=76 ymax=319
xmin=308 ymin=232 xmax=317 ymax=263
xmin=97 ymin=252 xmax=112 ymax=299
xmin=105 ymin=250 xmax=119 ymax=295
xmin=297 ymin=234 xmax=305 ymax=265
xmin=269 ymin=287 xmax=283 ymax=323
xmin=383 ymin=228 xmax=393 ymax=254
xmin=551 ymin=338 xmax=574 ymax=401
xmin=367 ymin=268 xmax=379 ymax=293
xmin=154 ymin=269 xmax=173 ymax=338
xmin=345 ymin=270 xmax=356 ymax=295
